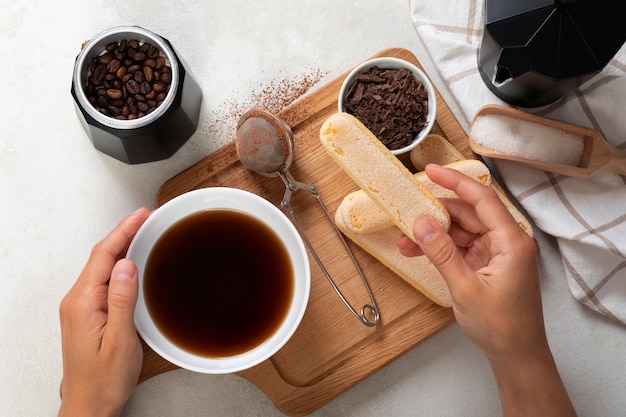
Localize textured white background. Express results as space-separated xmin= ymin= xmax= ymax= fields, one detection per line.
xmin=1 ymin=1 xmax=625 ymax=416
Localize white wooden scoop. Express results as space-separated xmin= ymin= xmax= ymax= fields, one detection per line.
xmin=468 ymin=104 xmax=626 ymax=179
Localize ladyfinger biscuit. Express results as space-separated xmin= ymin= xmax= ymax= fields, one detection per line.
xmin=320 ymin=113 xmax=450 ymax=242
xmin=410 ymin=133 xmax=464 ymax=170
xmin=341 ymin=159 xmax=491 ymax=234
xmin=333 ymin=216 xmax=452 ymax=307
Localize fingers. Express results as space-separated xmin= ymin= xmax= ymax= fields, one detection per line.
xmin=424 ymin=164 xmax=520 ymax=233
xmin=411 ymin=219 xmax=475 ymax=292
xmin=105 ymin=259 xmax=140 ymax=341
xmin=79 ymin=208 xmax=150 ymax=288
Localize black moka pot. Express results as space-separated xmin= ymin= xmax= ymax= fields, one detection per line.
xmin=478 ymin=0 xmax=626 ymax=108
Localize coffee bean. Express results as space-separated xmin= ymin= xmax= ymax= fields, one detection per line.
xmin=137 ymin=101 xmax=149 ymax=112
xmin=106 ymin=89 xmax=123 ymax=100
xmin=127 ymin=64 xmax=141 ymax=74
xmin=134 ymin=70 xmax=145 ymax=83
xmin=92 ymin=64 xmax=107 ymax=84
xmin=143 ymin=66 xmax=154 ymax=82
xmin=126 ymin=79 xmax=140 ymax=95
xmin=108 ymin=105 xmax=121 ymax=116
xmin=147 ymin=46 xmax=159 ymax=58
xmin=106 ymin=59 xmax=121 ymax=73
xmin=85 ymin=38 xmax=173 ymax=120
xmin=98 ymin=52 xmax=114 ymax=65
xmin=118 ymin=39 xmax=128 ymax=53
xmin=140 ymin=81 xmax=151 ymax=95
xmin=115 ymin=66 xmax=127 ymax=79
xmin=96 ymin=95 xmax=108 ymax=108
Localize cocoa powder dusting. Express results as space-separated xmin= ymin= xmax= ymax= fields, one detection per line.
xmin=208 ymin=68 xmax=328 ymax=144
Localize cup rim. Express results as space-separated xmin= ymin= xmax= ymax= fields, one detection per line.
xmin=72 ymin=25 xmax=179 ymax=130
xmin=128 ymin=187 xmax=310 ymax=374
xmin=337 ymin=57 xmax=437 ymax=155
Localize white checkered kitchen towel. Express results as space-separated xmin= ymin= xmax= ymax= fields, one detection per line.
xmin=410 ymin=0 xmax=626 ymax=324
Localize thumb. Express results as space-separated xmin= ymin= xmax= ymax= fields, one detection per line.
xmin=106 ymin=258 xmax=139 ymax=338
xmin=412 ymin=219 xmax=473 ymax=291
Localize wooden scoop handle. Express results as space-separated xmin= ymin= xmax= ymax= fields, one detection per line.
xmin=607 ymin=145 xmax=626 ymax=176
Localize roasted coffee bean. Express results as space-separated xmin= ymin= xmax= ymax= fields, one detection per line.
xmin=147 ymin=46 xmax=159 ymax=58
xmin=98 ymin=52 xmax=114 ymax=65
xmin=97 ymin=95 xmax=109 ymax=108
xmin=85 ymin=39 xmax=173 ymax=120
xmin=92 ymin=64 xmax=107 ymax=83
xmin=127 ymin=64 xmax=141 ymax=74
xmin=108 ymin=105 xmax=121 ymax=116
xmin=115 ymin=66 xmax=127 ymax=79
xmin=106 ymin=59 xmax=121 ymax=73
xmin=132 ymin=52 xmax=146 ymax=62
xmin=143 ymin=66 xmax=154 ymax=82
xmin=140 ymin=81 xmax=151 ymax=94
xmin=125 ymin=79 xmax=140 ymax=95
xmin=134 ymin=70 xmax=145 ymax=83
xmin=137 ymin=101 xmax=149 ymax=112
xmin=106 ymin=89 xmax=123 ymax=100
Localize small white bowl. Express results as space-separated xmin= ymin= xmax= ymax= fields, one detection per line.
xmin=338 ymin=57 xmax=437 ymax=155
xmin=127 ymin=187 xmax=310 ymax=374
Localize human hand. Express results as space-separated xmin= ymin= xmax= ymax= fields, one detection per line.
xmin=396 ymin=165 xmax=576 ymax=416
xmin=396 ymin=164 xmax=544 ymax=358
xmin=58 ymin=208 xmax=150 ymax=417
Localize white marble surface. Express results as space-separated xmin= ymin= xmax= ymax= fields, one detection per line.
xmin=1 ymin=0 xmax=625 ymax=416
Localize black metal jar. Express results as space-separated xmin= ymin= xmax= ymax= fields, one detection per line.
xmin=71 ymin=26 xmax=202 ymax=164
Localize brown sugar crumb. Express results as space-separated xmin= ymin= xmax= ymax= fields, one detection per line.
xmin=344 ymin=67 xmax=429 ymax=150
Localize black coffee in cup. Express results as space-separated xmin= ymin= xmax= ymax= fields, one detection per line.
xmin=143 ymin=209 xmax=295 ymax=358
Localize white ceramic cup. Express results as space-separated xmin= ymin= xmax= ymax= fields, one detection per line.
xmin=128 ymin=187 xmax=310 ymax=374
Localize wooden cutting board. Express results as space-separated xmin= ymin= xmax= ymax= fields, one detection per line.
xmin=138 ymin=48 xmax=474 ymax=416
